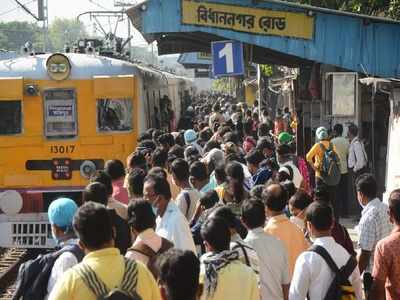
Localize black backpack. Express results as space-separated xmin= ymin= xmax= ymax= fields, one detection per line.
xmin=76 ymin=258 xmax=142 ymax=300
xmin=13 ymin=244 xmax=84 ymax=300
xmin=308 ymin=245 xmax=357 ymax=300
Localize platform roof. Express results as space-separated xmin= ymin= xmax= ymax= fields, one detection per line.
xmin=128 ymin=0 xmax=400 ymax=78
xmin=177 ymin=52 xmax=212 ymax=69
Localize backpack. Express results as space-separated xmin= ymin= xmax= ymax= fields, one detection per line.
xmin=319 ymin=143 xmax=341 ymax=186
xmin=13 ymin=244 xmax=84 ymax=300
xmin=76 ymin=258 xmax=142 ymax=300
xmin=127 ymin=237 xmax=173 ymax=277
xmin=308 ymin=245 xmax=357 ymax=300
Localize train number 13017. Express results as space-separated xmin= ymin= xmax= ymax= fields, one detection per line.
xmin=50 ymin=145 xmax=75 ymax=154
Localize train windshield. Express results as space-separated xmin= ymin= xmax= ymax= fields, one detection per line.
xmin=43 ymin=89 xmax=77 ymax=139
xmin=97 ymin=98 xmax=133 ymax=132
xmin=0 ymin=100 xmax=22 ymax=135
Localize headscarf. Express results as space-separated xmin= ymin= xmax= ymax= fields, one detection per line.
xmin=203 ymin=250 xmax=239 ymax=297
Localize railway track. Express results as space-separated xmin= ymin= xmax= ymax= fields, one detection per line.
xmin=0 ymin=248 xmax=29 ymax=300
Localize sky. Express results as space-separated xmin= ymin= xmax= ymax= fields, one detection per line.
xmin=1 ymin=0 xmax=149 ymax=46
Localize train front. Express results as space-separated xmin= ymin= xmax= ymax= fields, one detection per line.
xmin=0 ymin=52 xmax=138 ymax=248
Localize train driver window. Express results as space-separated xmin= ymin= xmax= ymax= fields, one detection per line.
xmin=44 ymin=89 xmax=77 ymax=139
xmin=0 ymin=100 xmax=22 ymax=135
xmin=97 ymin=98 xmax=133 ymax=132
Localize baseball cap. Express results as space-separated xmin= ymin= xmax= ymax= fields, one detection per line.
xmin=48 ymin=197 xmax=78 ymax=228
xmin=184 ymin=129 xmax=198 ymax=144
xmin=278 ymin=132 xmax=294 ymax=145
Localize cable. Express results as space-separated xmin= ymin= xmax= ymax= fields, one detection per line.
xmin=87 ymin=0 xmax=110 ymax=10
xmin=0 ymin=0 xmax=36 ymax=17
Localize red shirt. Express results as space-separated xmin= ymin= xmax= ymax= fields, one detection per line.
xmin=372 ymin=229 xmax=400 ymax=300
xmin=112 ymin=178 xmax=130 ymax=205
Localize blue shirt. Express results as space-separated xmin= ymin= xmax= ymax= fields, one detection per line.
xmin=200 ymin=181 xmax=214 ymax=195
xmin=252 ymin=167 xmax=272 ymax=186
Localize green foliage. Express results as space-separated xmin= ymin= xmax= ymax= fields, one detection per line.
xmin=0 ymin=19 xmax=87 ymax=52
xmin=298 ymin=0 xmax=400 ymax=19
xmin=0 ymin=21 xmax=42 ymax=51
xmin=260 ymin=64 xmax=273 ymax=76
xmin=49 ymin=18 xmax=87 ymax=51
xmin=212 ymin=78 xmax=231 ymax=93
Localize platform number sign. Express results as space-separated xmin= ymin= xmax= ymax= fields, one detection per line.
xmin=212 ymin=40 xmax=244 ymax=77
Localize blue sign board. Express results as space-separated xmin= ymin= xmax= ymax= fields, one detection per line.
xmin=212 ymin=40 xmax=244 ymax=77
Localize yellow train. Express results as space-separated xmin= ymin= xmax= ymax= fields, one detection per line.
xmin=0 ymin=51 xmax=192 ymax=248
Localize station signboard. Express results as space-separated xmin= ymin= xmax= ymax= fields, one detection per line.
xmin=181 ymin=0 xmax=314 ymax=40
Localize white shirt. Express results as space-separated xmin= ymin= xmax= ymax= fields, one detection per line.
xmin=230 ymin=233 xmax=260 ymax=276
xmin=176 ymin=188 xmax=201 ymax=221
xmin=45 ymin=239 xmax=79 ymax=300
xmin=289 ymin=237 xmax=363 ymax=300
xmin=281 ymin=161 xmax=303 ymax=189
xmin=245 ymin=227 xmax=290 ymax=300
xmin=358 ymin=198 xmax=393 ymax=273
xmin=156 ymin=201 xmax=196 ymax=253
xmin=331 ymin=136 xmax=350 ymax=174
xmin=348 ymin=137 xmax=368 ymax=172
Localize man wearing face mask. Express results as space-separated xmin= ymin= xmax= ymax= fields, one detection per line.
xmin=289 ymin=202 xmax=363 ymax=300
xmin=45 ymin=197 xmax=84 ymax=299
xmin=143 ymin=173 xmax=196 ymax=253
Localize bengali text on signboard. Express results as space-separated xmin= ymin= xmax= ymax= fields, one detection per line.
xmin=181 ymin=0 xmax=314 ymax=40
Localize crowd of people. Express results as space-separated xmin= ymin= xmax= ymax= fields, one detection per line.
xmin=21 ymin=95 xmax=400 ymax=300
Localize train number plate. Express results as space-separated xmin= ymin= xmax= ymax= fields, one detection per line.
xmin=52 ymin=158 xmax=72 ymax=180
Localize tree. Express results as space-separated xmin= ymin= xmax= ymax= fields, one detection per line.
xmin=48 ymin=18 xmax=88 ymax=51
xmin=297 ymin=0 xmax=400 ymax=20
xmin=0 ymin=21 xmax=42 ymax=51
xmin=212 ymin=78 xmax=231 ymax=93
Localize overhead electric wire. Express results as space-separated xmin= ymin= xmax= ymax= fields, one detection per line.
xmin=87 ymin=0 xmax=111 ymax=10
xmin=0 ymin=0 xmax=36 ymax=17
xmin=13 ymin=0 xmax=39 ymax=20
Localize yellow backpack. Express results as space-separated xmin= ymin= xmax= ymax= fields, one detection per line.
xmin=309 ymin=245 xmax=357 ymax=300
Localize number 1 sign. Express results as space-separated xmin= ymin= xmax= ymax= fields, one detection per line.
xmin=212 ymin=40 xmax=245 ymax=77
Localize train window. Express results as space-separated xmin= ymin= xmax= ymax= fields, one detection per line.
xmin=97 ymin=98 xmax=133 ymax=132
xmin=44 ymin=89 xmax=77 ymax=139
xmin=0 ymin=101 xmax=22 ymax=135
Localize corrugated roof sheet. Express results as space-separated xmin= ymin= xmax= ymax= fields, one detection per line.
xmin=128 ymin=0 xmax=400 ymax=78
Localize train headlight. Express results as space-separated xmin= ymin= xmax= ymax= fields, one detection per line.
xmin=0 ymin=190 xmax=23 ymax=216
xmin=80 ymin=160 xmax=97 ymax=179
xmin=46 ymin=53 xmax=71 ymax=81
xmin=24 ymin=84 xmax=39 ymax=96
